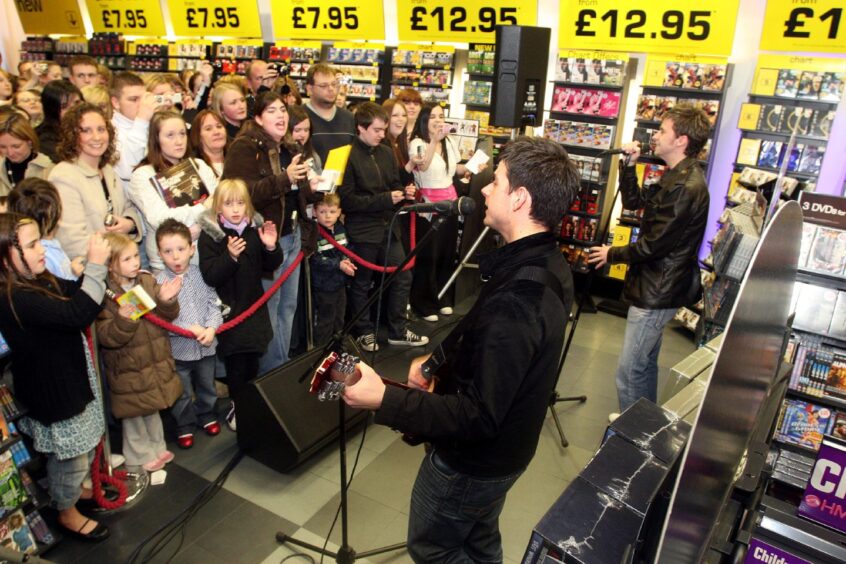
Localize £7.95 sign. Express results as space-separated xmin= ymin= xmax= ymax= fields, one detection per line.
xmin=761 ymin=0 xmax=845 ymax=54
xmin=167 ymin=0 xmax=262 ymax=37
xmin=397 ymin=0 xmax=537 ymax=42
xmin=559 ymin=0 xmax=741 ymax=56
xmin=273 ymin=0 xmax=385 ymax=40
xmin=86 ymin=0 xmax=166 ymax=36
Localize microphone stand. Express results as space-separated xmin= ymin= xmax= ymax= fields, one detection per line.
xmin=280 ymin=208 xmax=454 ymax=564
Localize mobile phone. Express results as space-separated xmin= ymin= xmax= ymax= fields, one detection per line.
xmin=417 ymin=145 xmax=423 ymax=158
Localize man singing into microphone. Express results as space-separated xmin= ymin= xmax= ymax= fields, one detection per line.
xmin=338 ymin=102 xmax=428 ymax=352
xmin=343 ymin=136 xmax=578 ymax=562
xmin=588 ymin=104 xmax=710 ymax=416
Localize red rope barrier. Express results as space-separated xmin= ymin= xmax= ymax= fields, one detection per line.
xmin=316 ymin=218 xmax=416 ymax=273
xmin=90 ymin=439 xmax=129 ymax=510
xmin=143 ymin=251 xmax=305 ymax=338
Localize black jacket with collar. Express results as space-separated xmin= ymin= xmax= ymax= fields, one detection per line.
xmin=375 ymin=232 xmax=574 ymax=477
xmin=608 ymin=157 xmax=709 ymax=309
xmin=338 ymin=137 xmax=404 ymax=245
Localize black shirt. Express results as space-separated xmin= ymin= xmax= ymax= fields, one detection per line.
xmin=304 ymin=104 xmax=355 ymax=164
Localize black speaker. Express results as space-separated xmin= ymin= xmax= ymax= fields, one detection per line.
xmin=491 ymin=25 xmax=551 ymax=128
xmin=237 ymin=346 xmax=367 ymax=473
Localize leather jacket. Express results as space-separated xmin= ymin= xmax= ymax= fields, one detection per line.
xmin=608 ymin=157 xmax=709 ymax=309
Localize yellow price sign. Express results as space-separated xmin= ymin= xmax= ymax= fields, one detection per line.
xmin=14 ymin=0 xmax=84 ymax=35
xmin=397 ymin=0 xmax=537 ymax=43
xmin=761 ymin=0 xmax=845 ymax=54
xmin=167 ymin=0 xmax=262 ymax=37
xmin=273 ymin=0 xmax=384 ymax=40
xmin=559 ymin=0 xmax=740 ymax=56
xmin=86 ymin=1 xmax=166 ymax=36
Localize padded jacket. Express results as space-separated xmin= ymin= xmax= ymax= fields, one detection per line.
xmin=608 ymin=158 xmax=709 ymax=309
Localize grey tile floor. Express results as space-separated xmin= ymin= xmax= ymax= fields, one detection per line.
xmin=48 ymin=309 xmax=695 ymax=563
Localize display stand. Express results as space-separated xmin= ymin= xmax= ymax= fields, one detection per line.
xmin=265 ymin=41 xmax=322 ymax=100
xmin=390 ymin=44 xmax=454 ymax=107
xmin=325 ymin=42 xmax=385 ymax=104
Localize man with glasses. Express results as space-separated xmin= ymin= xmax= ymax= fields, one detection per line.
xmin=304 ymin=63 xmax=355 ymax=163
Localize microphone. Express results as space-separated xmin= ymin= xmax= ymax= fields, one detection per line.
xmin=598 ymin=148 xmax=629 ymax=156
xmin=400 ymin=197 xmax=476 ymax=216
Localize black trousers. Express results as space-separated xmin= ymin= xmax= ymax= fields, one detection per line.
xmin=312 ymin=286 xmax=346 ymax=346
xmin=348 ymin=239 xmax=411 ymax=339
xmin=224 ymin=352 xmax=260 ymax=403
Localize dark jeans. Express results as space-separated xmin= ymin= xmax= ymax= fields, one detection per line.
xmin=408 ymin=450 xmax=524 ymax=563
xmin=223 ymin=352 xmax=260 ymax=403
xmin=172 ymin=356 xmax=218 ymax=435
xmin=348 ymin=239 xmax=411 ymax=339
xmin=312 ymin=286 xmax=346 ymax=346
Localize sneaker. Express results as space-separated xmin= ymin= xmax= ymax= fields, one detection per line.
xmin=142 ymin=458 xmax=165 ymax=472
xmin=203 ymin=421 xmax=221 ymax=436
xmin=226 ymin=402 xmax=237 ymax=432
xmin=608 ymin=412 xmax=620 ymax=423
xmin=422 ymin=314 xmax=439 ymax=322
xmin=176 ymin=434 xmax=194 ymax=449
xmin=357 ymin=333 xmax=380 ymax=352
xmin=439 ymin=307 xmax=454 ymax=316
xmin=158 ymin=450 xmax=175 ymax=464
xmin=388 ymin=329 xmax=429 ymax=347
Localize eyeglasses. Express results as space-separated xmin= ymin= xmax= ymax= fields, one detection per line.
xmin=314 ymin=81 xmax=339 ymax=89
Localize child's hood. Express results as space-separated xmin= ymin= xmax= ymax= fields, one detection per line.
xmin=198 ymin=209 xmax=266 ymax=242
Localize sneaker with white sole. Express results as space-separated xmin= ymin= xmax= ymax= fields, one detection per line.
xmin=439 ymin=306 xmax=454 ymax=316
xmin=388 ymin=329 xmax=429 ymax=347
xmin=422 ymin=314 xmax=439 ymax=322
xmin=226 ymin=401 xmax=237 ymax=432
xmin=357 ymin=333 xmax=379 ymax=352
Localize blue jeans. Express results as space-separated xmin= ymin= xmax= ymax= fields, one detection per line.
xmin=259 ymin=228 xmax=301 ymax=374
xmin=47 ymin=450 xmax=94 ymax=511
xmin=407 ymin=450 xmax=523 ymax=563
xmin=172 ymin=356 xmax=218 ymax=435
xmin=616 ymin=305 xmax=678 ymax=412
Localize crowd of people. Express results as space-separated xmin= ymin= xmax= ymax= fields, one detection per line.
xmin=0 ymin=55 xmax=484 ymax=542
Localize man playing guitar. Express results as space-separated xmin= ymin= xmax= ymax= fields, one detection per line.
xmin=342 ymin=136 xmax=579 ymax=563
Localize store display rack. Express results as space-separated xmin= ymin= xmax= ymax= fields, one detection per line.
xmin=389 ymin=44 xmax=453 ymax=107
xmin=327 ymin=42 xmax=386 ymax=103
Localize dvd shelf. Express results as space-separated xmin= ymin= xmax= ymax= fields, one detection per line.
xmin=19 ymin=36 xmax=53 ymax=64
xmin=267 ymin=41 xmax=323 ymax=99
xmin=389 ymin=44 xmax=454 ymax=106
xmin=328 ymin=42 xmax=385 ymax=102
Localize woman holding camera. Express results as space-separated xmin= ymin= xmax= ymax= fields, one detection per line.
xmin=48 ymin=103 xmax=141 ymax=259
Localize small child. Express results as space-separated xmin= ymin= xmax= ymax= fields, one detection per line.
xmin=95 ymin=233 xmax=184 ymax=472
xmin=155 ymin=219 xmax=223 ymax=449
xmin=7 ymin=178 xmax=84 ymax=280
xmin=198 ymin=179 xmax=282 ymax=432
xmin=310 ymin=193 xmax=356 ymax=345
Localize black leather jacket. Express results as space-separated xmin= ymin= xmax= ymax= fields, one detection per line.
xmin=609 ymin=157 xmax=709 ymax=309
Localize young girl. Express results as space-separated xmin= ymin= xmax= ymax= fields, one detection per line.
xmin=0 ymin=214 xmax=112 ymax=541
xmin=95 ymin=233 xmax=183 ymax=472
xmin=198 ymin=179 xmax=282 ymax=431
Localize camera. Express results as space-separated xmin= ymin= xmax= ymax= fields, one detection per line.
xmin=104 ymin=213 xmax=116 ymax=227
xmin=153 ymin=93 xmax=183 ymax=105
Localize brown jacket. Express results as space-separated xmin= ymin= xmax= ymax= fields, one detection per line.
xmin=95 ymin=272 xmax=183 ymax=419
xmin=221 ymin=121 xmax=320 ymax=256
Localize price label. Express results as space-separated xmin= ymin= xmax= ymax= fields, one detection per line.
xmin=559 ymin=0 xmax=740 ymax=56
xmin=761 ymin=0 xmax=844 ymax=54
xmin=397 ymin=0 xmax=537 ymax=42
xmin=14 ymin=0 xmax=83 ymax=35
xmin=167 ymin=0 xmax=262 ymax=37
xmin=86 ymin=1 xmax=166 ymax=36
xmin=274 ymin=0 xmax=384 ymax=40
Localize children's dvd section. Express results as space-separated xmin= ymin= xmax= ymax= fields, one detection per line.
xmin=0 ymin=384 xmax=57 ymax=556
xmin=390 ymin=45 xmax=453 ymax=106
xmin=544 ymin=51 xmax=632 ymax=274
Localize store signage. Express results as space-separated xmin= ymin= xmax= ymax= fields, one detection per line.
xmin=14 ymin=0 xmax=84 ymax=35
xmin=166 ymin=0 xmax=262 ymax=37
xmin=86 ymin=1 xmax=166 ymax=36
xmin=273 ymin=0 xmax=384 ymax=41
xmin=744 ymin=538 xmax=811 ymax=564
xmin=761 ymin=0 xmax=845 ymax=54
xmin=396 ymin=0 xmax=537 ymax=42
xmin=798 ymin=436 xmax=846 ymax=533
xmin=558 ymin=0 xmax=741 ymax=56
xmin=800 ymin=192 xmax=846 ymax=230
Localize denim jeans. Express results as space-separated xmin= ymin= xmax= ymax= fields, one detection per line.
xmin=407 ymin=450 xmax=523 ymax=563
xmin=259 ymin=228 xmax=301 ymax=374
xmin=47 ymin=450 xmax=94 ymax=511
xmin=172 ymin=356 xmax=218 ymax=435
xmin=616 ymin=305 xmax=678 ymax=412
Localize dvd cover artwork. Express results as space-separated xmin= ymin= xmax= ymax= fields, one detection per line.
xmin=757 ymin=140 xmax=784 ymax=169
xmin=683 ymin=63 xmax=703 ymax=89
xmin=810 ymin=110 xmax=834 ymax=140
xmin=776 ymin=399 xmax=832 ymax=451
xmin=664 ymin=62 xmax=683 ymax=88
xmin=775 ymin=69 xmax=800 ymax=97
xmin=798 ymin=145 xmax=825 ymax=175
xmin=796 ymin=71 xmax=823 ymax=100
xmin=758 ymin=104 xmax=784 ymax=133
xmin=702 ymin=64 xmax=726 ymax=91
xmin=636 ymin=95 xmax=656 ymax=121
xmin=807 ymin=227 xmax=846 ymax=275
xmin=820 ymin=72 xmax=844 ymax=102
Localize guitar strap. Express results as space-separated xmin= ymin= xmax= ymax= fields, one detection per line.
xmin=424 ymin=264 xmax=567 ymax=376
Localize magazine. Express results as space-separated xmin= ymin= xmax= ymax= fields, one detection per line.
xmin=149 ymin=159 xmax=210 ymax=209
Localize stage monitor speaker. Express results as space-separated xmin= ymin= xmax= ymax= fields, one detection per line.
xmin=237 ymin=345 xmax=367 ymax=473
xmin=491 ymin=25 xmax=551 ymax=129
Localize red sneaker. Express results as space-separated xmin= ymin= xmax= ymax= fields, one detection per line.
xmin=177 ymin=434 xmax=194 ymax=449
xmin=203 ymin=421 xmax=221 ymax=436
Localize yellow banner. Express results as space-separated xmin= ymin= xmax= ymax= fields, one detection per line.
xmin=14 ymin=0 xmax=84 ymax=35
xmin=86 ymin=1 xmax=166 ymax=36
xmin=761 ymin=0 xmax=845 ymax=54
xmin=559 ymin=0 xmax=741 ymax=56
xmin=273 ymin=0 xmax=384 ymax=41
xmin=396 ymin=0 xmax=537 ymax=42
xmin=167 ymin=0 xmax=262 ymax=37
